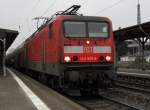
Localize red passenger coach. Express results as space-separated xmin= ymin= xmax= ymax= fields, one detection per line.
xmin=7 ymin=5 xmax=117 ymax=95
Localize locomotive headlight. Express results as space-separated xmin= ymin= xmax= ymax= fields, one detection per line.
xmin=64 ymin=56 xmax=71 ymax=62
xmin=106 ymin=56 xmax=111 ymax=61
xmin=86 ymin=40 xmax=90 ymax=45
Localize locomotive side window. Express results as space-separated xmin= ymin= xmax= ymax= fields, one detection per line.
xmin=64 ymin=21 xmax=86 ymax=37
xmin=88 ymin=22 xmax=108 ymax=38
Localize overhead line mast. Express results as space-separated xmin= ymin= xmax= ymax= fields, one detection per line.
xmin=137 ymin=0 xmax=141 ymax=25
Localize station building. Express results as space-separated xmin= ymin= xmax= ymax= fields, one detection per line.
xmin=120 ymin=40 xmax=150 ymax=62
xmin=114 ymin=21 xmax=150 ymax=63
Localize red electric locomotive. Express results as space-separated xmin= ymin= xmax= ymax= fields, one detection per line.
xmin=7 ymin=5 xmax=116 ymax=95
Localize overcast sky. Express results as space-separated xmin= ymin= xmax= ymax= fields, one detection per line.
xmin=0 ymin=0 xmax=150 ymax=52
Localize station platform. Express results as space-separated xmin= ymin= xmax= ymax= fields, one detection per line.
xmin=0 ymin=69 xmax=37 ymax=110
xmin=0 ymin=68 xmax=86 ymax=110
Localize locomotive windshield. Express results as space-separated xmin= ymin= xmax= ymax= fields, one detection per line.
xmin=64 ymin=21 xmax=86 ymax=37
xmin=88 ymin=22 xmax=108 ymax=38
xmin=64 ymin=21 xmax=108 ymax=38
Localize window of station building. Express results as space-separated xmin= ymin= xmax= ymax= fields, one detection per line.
xmin=88 ymin=22 xmax=108 ymax=38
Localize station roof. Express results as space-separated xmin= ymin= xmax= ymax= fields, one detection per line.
xmin=0 ymin=28 xmax=18 ymax=50
xmin=114 ymin=21 xmax=150 ymax=42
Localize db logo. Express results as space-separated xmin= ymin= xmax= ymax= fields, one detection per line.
xmin=83 ymin=46 xmax=93 ymax=53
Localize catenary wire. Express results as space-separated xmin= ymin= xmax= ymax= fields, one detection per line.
xmin=95 ymin=0 xmax=126 ymax=15
xmin=41 ymin=0 xmax=57 ymax=17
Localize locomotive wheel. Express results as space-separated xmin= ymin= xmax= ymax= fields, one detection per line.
xmin=48 ymin=76 xmax=61 ymax=91
xmin=53 ymin=77 xmax=61 ymax=91
xmin=38 ymin=74 xmax=48 ymax=85
xmin=48 ymin=77 xmax=55 ymax=88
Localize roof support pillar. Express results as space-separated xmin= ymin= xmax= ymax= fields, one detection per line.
xmin=0 ymin=36 xmax=6 ymax=76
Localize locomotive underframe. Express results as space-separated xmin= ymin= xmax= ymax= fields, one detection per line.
xmin=60 ymin=62 xmax=116 ymax=93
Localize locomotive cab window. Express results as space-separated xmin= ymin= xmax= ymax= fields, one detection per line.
xmin=88 ymin=22 xmax=108 ymax=38
xmin=64 ymin=21 xmax=86 ymax=37
xmin=64 ymin=21 xmax=109 ymax=38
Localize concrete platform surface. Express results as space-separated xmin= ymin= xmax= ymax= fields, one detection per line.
xmin=0 ymin=69 xmax=37 ymax=110
xmin=0 ymin=68 xmax=86 ymax=110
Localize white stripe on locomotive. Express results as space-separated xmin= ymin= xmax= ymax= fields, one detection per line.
xmin=64 ymin=46 xmax=111 ymax=53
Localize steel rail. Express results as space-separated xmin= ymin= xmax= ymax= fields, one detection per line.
xmin=100 ymin=95 xmax=139 ymax=110
xmin=72 ymin=95 xmax=139 ymax=110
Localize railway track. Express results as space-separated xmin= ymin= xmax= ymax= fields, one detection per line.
xmin=70 ymin=72 xmax=150 ymax=110
xmin=117 ymin=72 xmax=150 ymax=94
xmin=107 ymin=72 xmax=150 ymax=110
xmin=117 ymin=72 xmax=150 ymax=87
xmin=116 ymin=80 xmax=150 ymax=94
xmin=72 ymin=79 xmax=150 ymax=110
xmin=99 ymin=88 xmax=150 ymax=110
xmin=71 ymin=94 xmax=139 ymax=110
xmin=71 ymin=88 xmax=150 ymax=110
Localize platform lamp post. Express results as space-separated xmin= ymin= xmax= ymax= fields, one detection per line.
xmin=0 ymin=38 xmax=6 ymax=76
